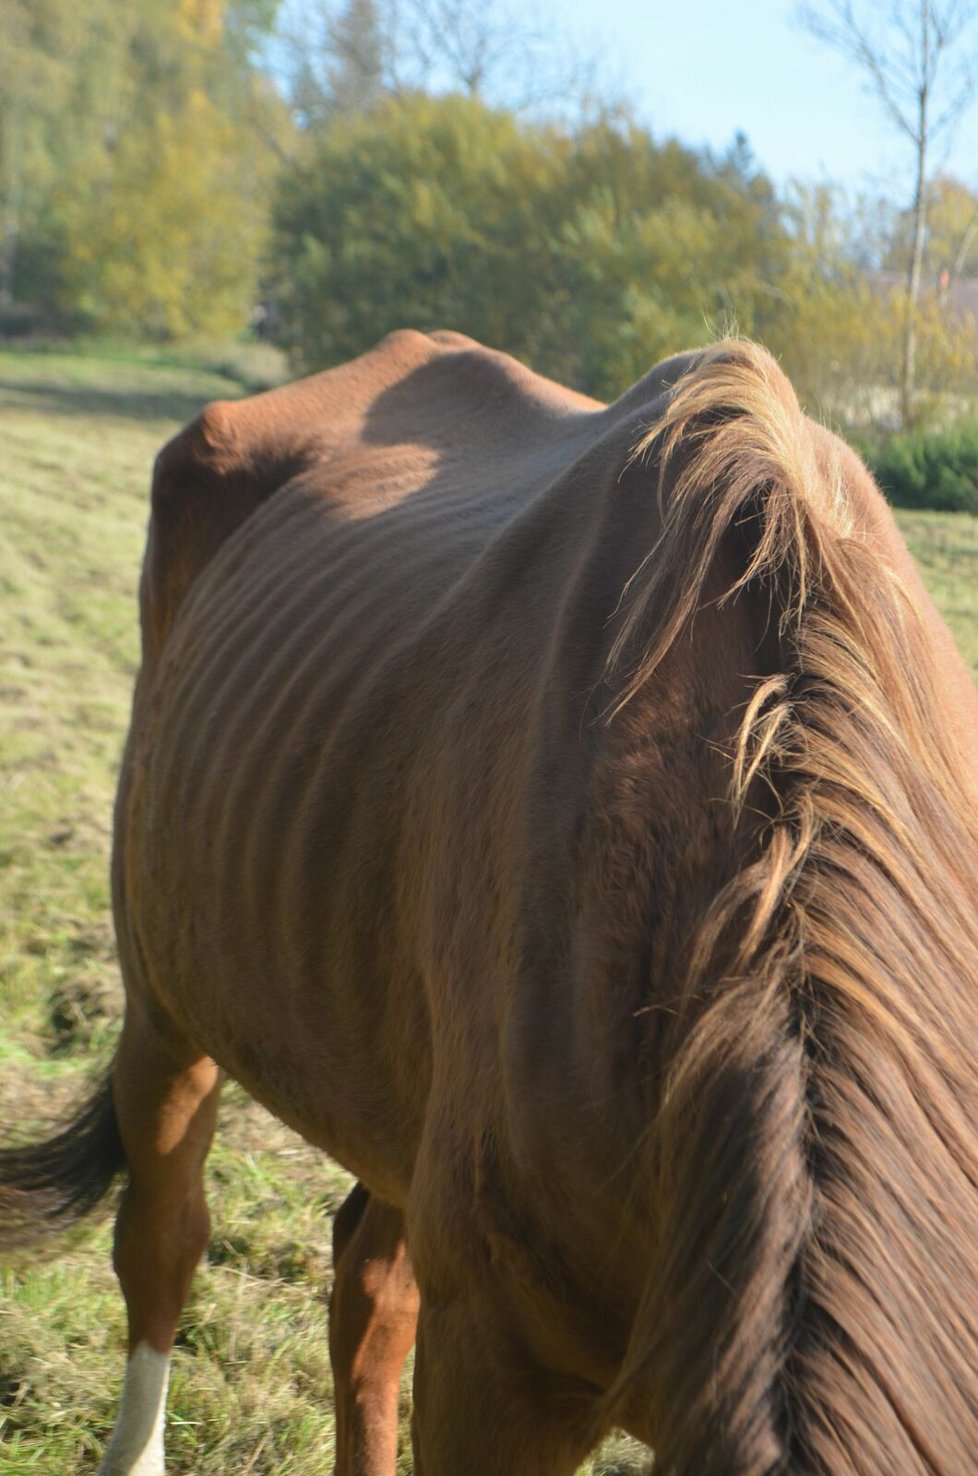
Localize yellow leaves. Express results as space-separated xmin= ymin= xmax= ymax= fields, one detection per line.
xmin=176 ymin=0 xmax=226 ymax=44
xmin=3 ymin=0 xmax=287 ymax=339
xmin=766 ymin=257 xmax=978 ymax=426
xmin=62 ymin=87 xmax=267 ymax=339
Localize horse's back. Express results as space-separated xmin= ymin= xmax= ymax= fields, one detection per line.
xmin=139 ymin=330 xmax=595 ymax=658
xmin=114 ymin=331 xmax=629 ymax=1192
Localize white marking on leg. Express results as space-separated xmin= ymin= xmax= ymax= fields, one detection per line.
xmin=98 ymin=1343 xmax=171 ymax=1476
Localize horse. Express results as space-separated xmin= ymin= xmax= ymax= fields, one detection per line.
xmin=3 ymin=332 xmax=978 ymax=1475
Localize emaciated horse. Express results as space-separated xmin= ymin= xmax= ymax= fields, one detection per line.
xmin=3 ymin=333 xmax=978 ymax=1474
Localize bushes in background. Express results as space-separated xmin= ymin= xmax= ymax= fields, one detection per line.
xmin=268 ymin=94 xmax=790 ymax=398
xmin=858 ymin=422 xmax=978 ymax=513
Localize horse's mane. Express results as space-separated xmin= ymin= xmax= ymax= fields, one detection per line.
xmin=609 ymin=343 xmax=978 ymax=1473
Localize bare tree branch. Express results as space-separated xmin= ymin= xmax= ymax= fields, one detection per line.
xmin=797 ymin=0 xmax=978 ymax=426
xmin=277 ymin=0 xmax=614 ymax=123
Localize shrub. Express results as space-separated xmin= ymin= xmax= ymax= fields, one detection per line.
xmin=859 ymin=422 xmax=978 ymax=514
xmin=268 ymin=94 xmax=789 ymax=398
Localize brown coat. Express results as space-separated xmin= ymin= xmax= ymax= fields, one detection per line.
xmin=6 ymin=332 xmax=978 ymax=1474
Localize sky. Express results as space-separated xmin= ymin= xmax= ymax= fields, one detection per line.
xmin=557 ymin=0 xmax=978 ymax=195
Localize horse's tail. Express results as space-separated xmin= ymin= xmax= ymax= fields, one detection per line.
xmin=0 ymin=1073 xmax=125 ymax=1247
xmin=606 ymin=342 xmax=978 ymax=1472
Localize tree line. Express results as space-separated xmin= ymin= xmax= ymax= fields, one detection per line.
xmin=2 ymin=0 xmax=977 ymax=428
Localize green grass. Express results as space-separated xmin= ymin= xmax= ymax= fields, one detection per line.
xmin=1 ymin=347 xmax=975 ymax=1475
xmin=893 ymin=509 xmax=978 ymax=678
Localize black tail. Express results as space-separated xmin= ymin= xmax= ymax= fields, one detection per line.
xmin=0 ymin=1074 xmax=125 ymax=1247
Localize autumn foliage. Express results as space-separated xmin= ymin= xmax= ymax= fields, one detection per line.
xmin=2 ymin=0 xmax=976 ymax=432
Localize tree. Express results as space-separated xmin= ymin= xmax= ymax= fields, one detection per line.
xmin=277 ymin=0 xmax=604 ymax=129
xmin=1 ymin=0 xmax=289 ymax=338
xmin=884 ymin=174 xmax=978 ymax=287
xmin=0 ymin=0 xmax=129 ymax=325
xmin=268 ymin=94 xmax=790 ymax=397
xmin=764 ymin=181 xmax=978 ymax=430
xmin=766 ymin=183 xmax=906 ymax=423
xmin=286 ymin=0 xmax=387 ymax=127
xmin=798 ymin=0 xmax=978 ymax=427
xmin=62 ymin=88 xmax=272 ymax=339
xmin=56 ymin=1 xmax=279 ymax=337
xmin=325 ymin=0 xmax=384 ymax=112
xmin=381 ymin=0 xmax=578 ymax=107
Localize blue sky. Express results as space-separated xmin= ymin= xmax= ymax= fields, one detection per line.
xmin=560 ymin=0 xmax=978 ymax=194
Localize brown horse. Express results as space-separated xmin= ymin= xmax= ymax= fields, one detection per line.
xmin=3 ymin=332 xmax=978 ymax=1475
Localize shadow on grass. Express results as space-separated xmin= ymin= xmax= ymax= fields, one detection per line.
xmin=0 ymin=375 xmax=235 ymax=427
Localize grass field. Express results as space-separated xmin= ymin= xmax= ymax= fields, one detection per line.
xmin=1 ymin=348 xmax=976 ymax=1474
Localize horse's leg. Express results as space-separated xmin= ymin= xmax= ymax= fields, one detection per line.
xmin=411 ymin=1299 xmax=598 ymax=1476
xmin=330 ymin=1182 xmax=419 ymax=1476
xmin=98 ymin=1010 xmax=222 ymax=1476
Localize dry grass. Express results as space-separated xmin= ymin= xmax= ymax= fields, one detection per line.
xmin=2 ymin=348 xmax=972 ymax=1475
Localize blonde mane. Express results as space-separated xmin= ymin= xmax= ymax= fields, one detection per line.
xmin=609 ymin=342 xmax=978 ymax=1472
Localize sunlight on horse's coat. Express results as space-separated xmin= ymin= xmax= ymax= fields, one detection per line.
xmin=3 ymin=333 xmax=978 ymax=1475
